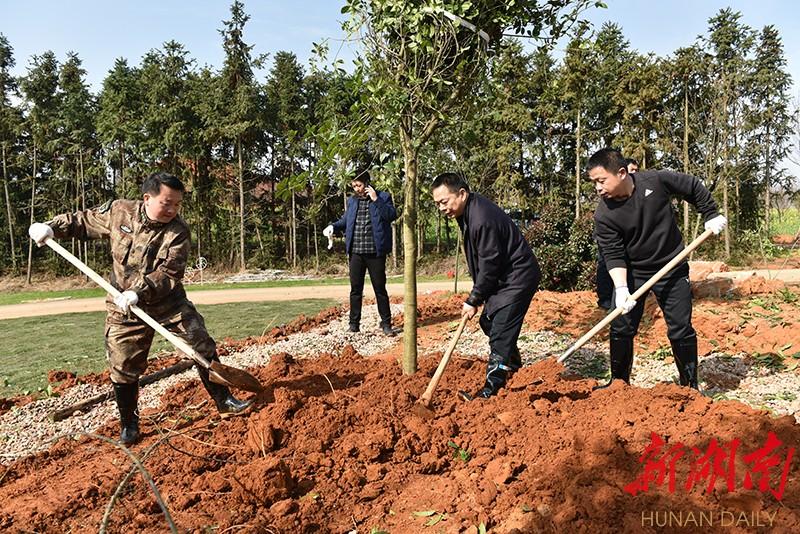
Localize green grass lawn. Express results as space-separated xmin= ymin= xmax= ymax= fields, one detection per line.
xmin=770 ymin=207 xmax=800 ymax=236
xmin=0 ymin=274 xmax=448 ymax=306
xmin=0 ymin=298 xmax=336 ymax=398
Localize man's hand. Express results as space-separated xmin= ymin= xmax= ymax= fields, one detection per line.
xmin=322 ymin=225 xmax=334 ymax=238
xmin=614 ymin=286 xmax=636 ymax=315
xmin=704 ymin=215 xmax=727 ymax=235
xmin=462 ymin=302 xmax=477 ymax=320
xmin=365 ymin=185 xmax=378 ymax=201
xmin=114 ymin=290 xmax=139 ymax=313
xmin=28 ymin=222 xmax=54 ymax=247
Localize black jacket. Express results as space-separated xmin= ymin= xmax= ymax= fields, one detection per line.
xmin=595 ymin=170 xmax=719 ymax=275
xmin=457 ymin=193 xmax=540 ymax=316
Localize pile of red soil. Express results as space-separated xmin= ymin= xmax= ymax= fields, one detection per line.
xmin=1 ymin=350 xmax=797 ymax=533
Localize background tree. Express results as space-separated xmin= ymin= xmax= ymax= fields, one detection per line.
xmin=0 ymin=34 xmax=23 ymax=271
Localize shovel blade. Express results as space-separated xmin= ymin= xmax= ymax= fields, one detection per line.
xmin=208 ymin=360 xmax=264 ymax=393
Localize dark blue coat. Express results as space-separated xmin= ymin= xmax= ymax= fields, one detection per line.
xmin=331 ymin=191 xmax=397 ymax=255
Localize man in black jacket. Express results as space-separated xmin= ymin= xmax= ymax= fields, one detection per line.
xmin=431 ymin=173 xmax=541 ymax=399
xmin=588 ymin=148 xmax=727 ymax=390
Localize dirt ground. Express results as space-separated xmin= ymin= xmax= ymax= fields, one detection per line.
xmin=1 ymin=285 xmax=799 ymax=533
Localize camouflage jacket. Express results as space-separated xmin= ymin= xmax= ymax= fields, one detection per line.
xmin=48 ymin=199 xmax=190 ymax=315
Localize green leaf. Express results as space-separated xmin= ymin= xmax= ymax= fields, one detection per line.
xmin=425 ymin=513 xmax=446 ymax=526
xmin=412 ymin=510 xmax=437 ymax=517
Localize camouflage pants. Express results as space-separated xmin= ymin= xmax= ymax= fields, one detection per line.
xmin=105 ymin=299 xmax=216 ymax=384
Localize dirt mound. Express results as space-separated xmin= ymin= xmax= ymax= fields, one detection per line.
xmin=772 ymin=234 xmax=799 ymax=245
xmin=689 ymin=261 xmax=729 ymax=282
xmin=524 ymin=288 xmax=800 ymax=357
xmin=734 ymin=274 xmax=786 ymax=295
xmin=1 ymin=348 xmax=798 ymax=533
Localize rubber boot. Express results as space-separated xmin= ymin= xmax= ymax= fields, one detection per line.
xmin=670 ymin=337 xmax=699 ymax=390
xmin=113 ymin=382 xmax=140 ymax=445
xmin=460 ymin=354 xmax=512 ymax=400
xmin=198 ymin=365 xmax=254 ymax=417
xmin=593 ymin=336 xmax=634 ymax=390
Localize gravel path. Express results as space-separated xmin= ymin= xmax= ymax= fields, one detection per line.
xmin=2 ymin=303 xmax=798 ymax=464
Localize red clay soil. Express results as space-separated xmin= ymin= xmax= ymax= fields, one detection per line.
xmin=1 ymin=350 xmax=798 ymax=533
xmin=1 ymin=292 xmax=799 ymax=533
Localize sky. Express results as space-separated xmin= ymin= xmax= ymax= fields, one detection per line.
xmin=2 ymin=0 xmax=798 ymax=91
xmin=1 ymin=0 xmax=798 ymax=177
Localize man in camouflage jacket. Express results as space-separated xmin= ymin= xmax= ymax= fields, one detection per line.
xmin=29 ymin=172 xmax=252 ymax=445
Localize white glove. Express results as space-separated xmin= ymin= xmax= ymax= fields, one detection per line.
xmin=704 ymin=215 xmax=727 ymax=235
xmin=28 ymin=222 xmax=54 ymax=247
xmin=614 ymin=286 xmax=636 ymax=315
xmin=323 ymin=225 xmax=334 ymax=249
xmin=114 ymin=290 xmax=139 ymax=313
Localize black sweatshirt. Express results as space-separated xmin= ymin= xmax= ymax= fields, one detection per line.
xmin=457 ymin=193 xmax=540 ymax=315
xmin=594 ymin=170 xmax=720 ymax=276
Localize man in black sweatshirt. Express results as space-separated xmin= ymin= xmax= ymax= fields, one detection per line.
xmin=431 ymin=172 xmax=541 ymax=399
xmin=588 ymin=148 xmax=727 ymax=390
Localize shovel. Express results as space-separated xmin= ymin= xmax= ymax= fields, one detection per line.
xmin=412 ymin=315 xmax=469 ymax=418
xmin=558 ymin=228 xmax=714 ymax=363
xmin=42 ymin=237 xmax=264 ymax=393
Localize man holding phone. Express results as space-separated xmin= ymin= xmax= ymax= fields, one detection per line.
xmin=324 ymin=170 xmax=398 ymax=335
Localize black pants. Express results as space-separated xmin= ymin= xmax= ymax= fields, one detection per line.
xmin=479 ymin=293 xmax=535 ymax=365
xmin=596 ymin=249 xmax=614 ymax=310
xmin=349 ymin=253 xmax=392 ymax=327
xmin=611 ymin=262 xmax=695 ymax=341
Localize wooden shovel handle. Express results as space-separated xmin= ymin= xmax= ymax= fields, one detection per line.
xmin=419 ymin=315 xmax=469 ymax=407
xmin=44 ymin=237 xmax=212 ymax=369
xmin=558 ymin=229 xmax=715 ymax=363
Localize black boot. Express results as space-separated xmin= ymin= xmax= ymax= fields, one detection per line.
xmin=461 ymin=354 xmax=512 ymax=400
xmin=509 ymin=347 xmax=522 ymax=371
xmin=113 ymin=382 xmax=140 ymax=445
xmin=198 ymin=365 xmax=254 ymax=417
xmin=671 ymin=337 xmax=699 ymax=390
xmin=380 ymin=322 xmax=395 ymax=336
xmin=348 ymin=323 xmax=360 ymax=333
xmin=594 ymin=336 xmax=634 ymax=390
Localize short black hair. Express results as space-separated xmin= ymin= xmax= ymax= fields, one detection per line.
xmin=352 ymin=169 xmax=371 ymax=185
xmin=587 ymin=148 xmax=627 ymax=174
xmin=625 ymin=157 xmax=639 ymax=167
xmin=141 ymin=172 xmax=185 ymax=195
xmin=431 ymin=172 xmax=470 ymax=193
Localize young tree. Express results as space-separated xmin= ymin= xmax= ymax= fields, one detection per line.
xmin=97 ymin=58 xmax=142 ymax=196
xmin=215 ymin=0 xmax=265 ymax=271
xmin=705 ymin=8 xmax=754 ymax=256
xmin=744 ymin=25 xmax=794 ymax=232
xmin=19 ymin=51 xmax=61 ymax=283
xmin=343 ymin=0 xmax=599 ymax=374
xmin=0 ymin=34 xmax=22 ymax=271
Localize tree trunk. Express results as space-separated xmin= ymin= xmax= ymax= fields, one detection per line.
xmin=682 ymin=86 xmax=690 ymax=235
xmin=120 ymin=141 xmax=126 ymax=195
xmin=436 ymin=210 xmax=441 ymax=254
xmin=574 ymin=108 xmax=582 ymax=221
xmin=3 ymin=143 xmax=17 ymax=270
xmin=26 ymin=144 xmax=37 ymax=285
xmin=764 ymin=123 xmax=771 ymax=233
xmin=723 ymin=176 xmax=730 ymax=258
xmin=417 ymin=218 xmax=423 ymax=261
xmin=313 ymin=220 xmax=319 ymax=272
xmin=400 ymin=128 xmax=418 ymax=375
xmin=238 ymin=137 xmax=246 ymax=272
xmin=454 ymin=224 xmax=461 ymax=294
xmin=291 ymin=192 xmax=297 ymax=269
xmin=80 ymin=150 xmax=88 ymax=266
